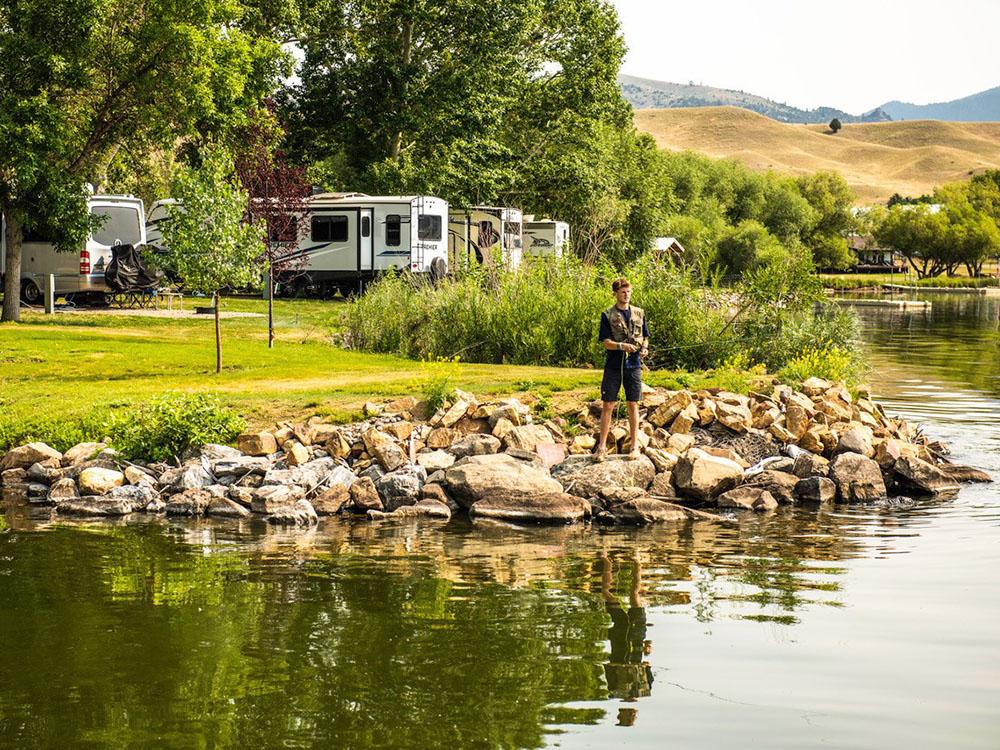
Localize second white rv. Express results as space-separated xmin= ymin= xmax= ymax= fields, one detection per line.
xmin=448 ymin=206 xmax=523 ymax=270
xmin=523 ymin=219 xmax=570 ymax=258
xmin=0 ymin=194 xmax=146 ymax=304
xmin=285 ymin=193 xmax=449 ymax=297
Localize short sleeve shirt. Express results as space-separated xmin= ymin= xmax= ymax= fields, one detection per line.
xmin=599 ymin=307 xmax=649 ymax=370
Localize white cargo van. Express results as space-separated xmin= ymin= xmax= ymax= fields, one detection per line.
xmin=448 ymin=206 xmax=523 ymax=270
xmin=1 ymin=194 xmax=146 ymax=304
xmin=523 ymin=219 xmax=570 ymax=258
xmin=286 ymin=193 xmax=449 ymax=297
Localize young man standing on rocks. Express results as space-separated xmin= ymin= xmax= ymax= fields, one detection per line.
xmin=596 ymin=277 xmax=649 ymax=460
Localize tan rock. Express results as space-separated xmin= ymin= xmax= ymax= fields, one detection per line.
xmin=503 ymin=424 xmax=556 ymax=453
xmin=800 ymin=377 xmax=833 ymax=396
xmin=717 ymin=487 xmax=778 ymax=511
xmin=349 ymin=477 xmax=383 ymax=512
xmin=697 ymin=398 xmax=717 ymax=426
xmin=672 ymin=449 xmax=744 ymax=502
xmin=385 ymin=396 xmax=418 ymax=414
xmin=273 ymin=426 xmax=296 ymax=445
xmin=666 ymin=433 xmax=696 ymax=455
xmin=769 ymin=421 xmax=797 ymax=444
xmin=362 ymin=428 xmax=407 ymax=471
xmin=286 ymin=442 xmax=311 ymax=467
xmin=836 ymin=425 xmax=874 ymax=457
xmin=644 ymin=448 xmax=679 ymax=473
xmin=426 ymin=427 xmax=461 ymax=450
xmin=670 ymin=403 xmax=698 ymax=434
xmin=78 ymin=467 xmax=125 ymax=495
xmin=570 ymin=435 xmax=597 ymax=454
xmin=383 ymin=421 xmax=414 ymax=441
xmin=312 ymin=485 xmax=351 ymax=514
xmin=535 ymin=442 xmax=567 ymax=469
xmin=829 ymin=452 xmax=886 ymax=502
xmin=453 ymin=416 xmax=491 ymax=436
xmin=124 ymin=465 xmax=156 ymax=486
xmin=792 ymin=451 xmax=830 ymax=478
xmin=416 ymin=450 xmax=455 ymax=472
xmin=816 ymin=397 xmax=853 ymax=423
xmin=798 ymin=425 xmax=827 ymax=455
xmin=440 ymin=398 xmax=471 ymax=428
xmin=784 ymin=403 xmax=811 ymax=440
xmin=491 ymin=418 xmax=515 ymax=441
xmin=1 ymin=442 xmax=62 ymax=471
xmin=702 ymin=446 xmax=749 ymax=469
xmin=61 ymin=442 xmax=106 ymax=466
xmin=649 ymin=472 xmax=676 ymax=497
xmin=752 ymin=405 xmax=781 ymax=430
xmin=745 ymin=470 xmax=799 ymax=504
xmin=237 ymin=432 xmax=277 ymax=457
xmin=325 ymin=432 xmax=352 ymax=459
xmin=893 ymin=455 xmax=960 ymax=496
xmin=715 ymin=401 xmax=751 ymax=433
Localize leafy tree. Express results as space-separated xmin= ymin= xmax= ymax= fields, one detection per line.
xmin=0 ymin=0 xmax=288 ymax=322
xmin=232 ymin=103 xmax=312 ymax=348
xmin=716 ymin=220 xmax=789 ymax=277
xmin=797 ymin=171 xmax=857 ymax=269
xmin=874 ymin=205 xmax=951 ymax=278
xmin=160 ymin=146 xmax=264 ymax=373
xmin=829 ymin=118 xmax=842 ymax=133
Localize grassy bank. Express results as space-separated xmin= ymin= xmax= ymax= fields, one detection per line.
xmin=820 ymin=266 xmax=1000 ymax=290
xmin=0 ymin=296 xmax=729 ymax=451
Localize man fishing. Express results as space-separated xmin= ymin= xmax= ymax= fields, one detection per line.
xmin=595 ymin=277 xmax=649 ymax=461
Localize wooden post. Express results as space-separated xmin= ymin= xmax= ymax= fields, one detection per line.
xmin=44 ymin=274 xmax=55 ymax=314
xmin=214 ymin=291 xmax=222 ymax=374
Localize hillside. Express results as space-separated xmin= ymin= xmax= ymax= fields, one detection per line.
xmin=634 ymin=107 xmax=1000 ymax=203
xmin=881 ymin=86 xmax=1000 ymax=122
xmin=620 ymin=75 xmax=891 ymax=124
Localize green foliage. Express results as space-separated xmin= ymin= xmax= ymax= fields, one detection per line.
xmin=797 ymin=171 xmax=857 ymax=269
xmin=778 ymin=343 xmax=867 ymax=389
xmin=161 ymin=146 xmax=265 ymax=295
xmin=345 ymin=253 xmax=859 ymax=376
xmin=829 ymin=118 xmax=842 ymax=133
xmin=420 ymin=356 xmax=460 ymax=414
xmin=706 ymin=352 xmax=767 ymax=394
xmin=716 ymin=220 xmax=789 ymax=277
xmin=104 ymin=393 xmax=245 ymax=462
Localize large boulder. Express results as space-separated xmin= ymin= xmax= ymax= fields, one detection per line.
xmin=312 ymin=485 xmax=351 ymax=515
xmin=829 ymin=452 xmax=887 ymax=502
xmin=938 ymin=464 xmax=992 ymax=484
xmin=717 ymin=487 xmax=778 ymax=511
xmin=610 ymin=498 xmax=688 ymax=524
xmin=469 ymin=490 xmax=590 ymax=524
xmin=206 ymin=496 xmax=252 ymax=518
xmin=370 ymin=499 xmax=452 ymax=521
xmin=375 ymin=464 xmax=426 ymax=511
xmin=165 ymin=488 xmax=215 ymax=515
xmin=266 ymin=499 xmax=319 ymax=526
xmin=672 ymin=449 xmax=744 ymax=502
xmin=416 ymin=450 xmax=455 ymax=472
xmin=78 ymin=467 xmax=125 ymax=496
xmin=58 ymin=496 xmax=138 ymax=516
xmin=443 ymin=453 xmax=562 ymax=508
xmin=836 ymin=425 xmax=875 ymax=457
xmin=893 ymin=456 xmax=961 ymax=497
xmin=791 ymin=451 xmax=830 ymax=478
xmin=1 ymin=442 xmax=62 ymax=471
xmin=348 ymin=477 xmax=383 ymax=513
xmin=212 ymin=456 xmax=271 ymax=478
xmin=794 ymin=477 xmax=836 ymax=503
xmin=47 ymin=478 xmax=80 ymax=504
xmin=251 ymin=485 xmax=305 ymax=514
xmin=61 ymin=442 xmax=106 ymax=466
xmin=550 ymin=455 xmax=655 ymax=500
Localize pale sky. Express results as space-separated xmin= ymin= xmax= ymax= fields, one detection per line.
xmin=612 ymin=0 xmax=1000 ymax=114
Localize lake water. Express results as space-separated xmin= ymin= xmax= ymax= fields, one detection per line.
xmin=1 ymin=294 xmax=997 ymax=749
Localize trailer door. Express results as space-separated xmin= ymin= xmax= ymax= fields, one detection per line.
xmin=360 ymin=208 xmax=373 ymax=271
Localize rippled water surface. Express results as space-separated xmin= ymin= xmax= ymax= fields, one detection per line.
xmin=1 ymin=293 xmax=998 ymax=749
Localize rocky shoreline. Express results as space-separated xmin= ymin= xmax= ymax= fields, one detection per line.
xmin=1 ymin=379 xmax=992 ymax=528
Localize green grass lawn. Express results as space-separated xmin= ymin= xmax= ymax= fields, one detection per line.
xmin=820 ymin=262 xmax=1000 ymax=290
xmin=0 ymin=296 xmax=712 ymax=449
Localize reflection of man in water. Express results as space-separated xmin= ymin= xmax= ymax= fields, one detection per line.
xmin=601 ymin=552 xmax=653 ymax=703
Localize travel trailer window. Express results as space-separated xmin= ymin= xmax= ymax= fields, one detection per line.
xmin=418 ymin=215 xmax=442 ymax=241
xmin=386 ymin=215 xmax=401 ymax=246
xmin=91 ymin=205 xmax=142 ymax=246
xmin=23 ymin=225 xmax=55 ymax=243
xmin=311 ymin=215 xmax=348 ymax=242
xmin=361 ymin=216 xmax=371 ymax=237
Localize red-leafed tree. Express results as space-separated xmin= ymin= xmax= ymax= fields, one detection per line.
xmin=233 ymin=102 xmax=312 ymax=348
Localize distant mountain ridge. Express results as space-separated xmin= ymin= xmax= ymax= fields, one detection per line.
xmin=619 ymin=75 xmax=890 ymax=124
xmin=620 ymin=75 xmax=1000 ymax=123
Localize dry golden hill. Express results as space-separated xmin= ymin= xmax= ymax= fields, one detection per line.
xmin=634 ymin=106 xmax=1000 ymax=203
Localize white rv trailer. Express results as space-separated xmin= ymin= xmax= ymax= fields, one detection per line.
xmin=523 ymin=219 xmax=570 ymax=258
xmin=447 ymin=206 xmax=523 ymax=270
xmin=0 ymin=194 xmax=146 ymax=304
xmin=144 ymin=198 xmax=177 ymax=248
xmin=287 ymin=192 xmax=449 ymax=297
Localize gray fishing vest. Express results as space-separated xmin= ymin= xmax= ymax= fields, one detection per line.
xmin=605 ymin=304 xmax=645 ymax=344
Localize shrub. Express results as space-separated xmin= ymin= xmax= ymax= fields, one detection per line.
xmin=777 ymin=342 xmax=867 ymax=389
xmin=104 ymin=393 xmax=245 ymax=462
xmin=706 ymin=352 xmax=767 ymax=394
xmin=420 ymin=355 xmax=460 ymax=414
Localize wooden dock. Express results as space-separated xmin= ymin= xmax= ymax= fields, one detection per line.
xmin=832 ymin=298 xmax=932 ymax=310
xmin=882 ymin=284 xmax=988 ymax=295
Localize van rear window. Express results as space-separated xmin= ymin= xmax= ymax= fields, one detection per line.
xmin=418 ymin=215 xmax=442 ymax=241
xmin=91 ymin=206 xmax=142 ymax=246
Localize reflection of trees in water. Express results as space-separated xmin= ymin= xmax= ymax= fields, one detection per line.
xmin=0 ymin=502 xmax=900 ymax=746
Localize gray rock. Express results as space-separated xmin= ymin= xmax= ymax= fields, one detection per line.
xmin=503 ymin=448 xmax=545 ymax=466
xmin=0 ymin=442 xmax=62 ymax=471
xmin=212 ymin=456 xmax=272 ymax=478
xmin=829 ymin=452 xmax=887 ymax=502
xmin=939 ymin=464 xmax=992 ymax=483
xmin=836 ymin=426 xmax=875 ymax=457
xmin=550 ymin=454 xmax=656 ymax=500
xmin=420 ymin=483 xmax=459 ymax=512
xmin=360 ymin=465 xmax=386 ymax=483
xmin=375 ymin=464 xmax=426 ymax=512
xmin=47 ymin=478 xmax=80 ymax=504
xmin=469 ymin=490 xmax=590 ymax=524
xmin=200 ymin=444 xmax=243 ymax=461
xmin=266 ymin=499 xmax=319 ymax=526
xmin=893 ymin=455 xmax=961 ymax=497
xmin=58 ymin=496 xmax=137 ymax=516
xmin=26 ymin=483 xmax=51 ymax=503
xmin=228 ymin=486 xmax=255 ymax=508
xmin=450 ymin=434 xmax=501 ymax=459
xmin=502 ymin=424 xmax=554 ymax=452
xmin=369 ymin=500 xmax=452 ymax=521
xmin=27 ymin=462 xmax=64 ymax=484
xmin=794 ymin=477 xmax=836 ymax=503
xmin=165 ymin=488 xmax=216 ymax=515
xmin=251 ymin=485 xmax=306 ymax=514
xmin=444 ymin=453 xmax=563 ymax=509
xmin=161 ymin=461 xmax=214 ymax=492
xmin=416 ymin=450 xmax=456 ymax=472
xmin=104 ymin=484 xmax=157 ymax=506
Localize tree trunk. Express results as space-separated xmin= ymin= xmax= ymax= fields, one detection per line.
xmin=214 ymin=291 xmax=222 ymax=374
xmin=1 ymin=210 xmax=23 ymax=323
xmin=268 ymin=269 xmax=274 ymax=349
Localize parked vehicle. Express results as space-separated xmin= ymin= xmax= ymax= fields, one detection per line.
xmin=448 ymin=206 xmax=523 ymax=270
xmin=1 ymin=194 xmax=146 ymax=304
xmin=282 ymin=192 xmax=449 ymax=297
xmin=523 ymin=218 xmax=570 ymax=258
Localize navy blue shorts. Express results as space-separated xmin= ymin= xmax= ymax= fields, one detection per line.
xmin=601 ymin=365 xmax=642 ymax=403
